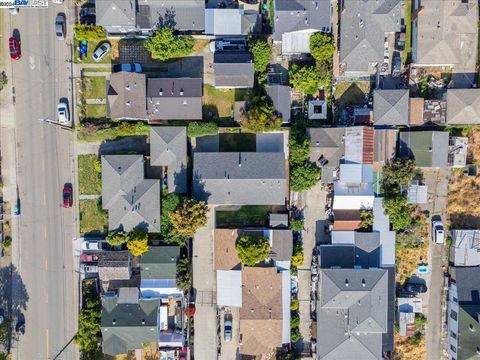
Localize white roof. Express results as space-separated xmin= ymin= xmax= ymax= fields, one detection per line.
xmin=140 ymin=279 xmax=183 ymax=299
xmin=205 ymin=8 xmax=242 ymax=35
xmin=216 ymin=270 xmax=242 ymax=307
xmin=373 ymin=197 xmax=395 ymax=267
xmin=339 ymin=164 xmax=373 ymax=183
xmin=331 ymin=231 xmax=356 ymax=244
xmin=281 ymin=270 xmax=291 ymax=344
xmin=282 ymin=29 xmax=318 ymax=54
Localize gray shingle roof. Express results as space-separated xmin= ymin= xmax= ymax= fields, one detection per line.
xmin=96 ymin=0 xmax=136 ymax=31
xmin=339 ymin=0 xmax=401 ymax=73
xmin=146 ymin=78 xmax=202 ymax=120
xmin=150 ymin=127 xmax=187 ymax=194
xmin=205 ymin=8 xmax=260 ymax=35
xmin=373 ymin=89 xmax=410 ymax=126
xmin=399 ymin=131 xmax=449 ymax=167
xmin=270 ymin=230 xmax=293 ymax=261
xmin=102 ymin=155 xmax=160 ymax=232
xmin=273 ymin=0 xmax=331 ymax=41
xmin=193 ymin=152 xmax=286 ymax=205
xmin=266 ymin=85 xmax=291 ymax=123
xmin=451 ymin=266 xmax=480 ymax=303
xmin=140 ymin=246 xmax=180 ymax=279
xmin=214 ymin=52 xmax=254 ymax=88
xmin=101 ymin=295 xmax=159 ymax=356
xmin=447 ymin=89 xmax=480 ymax=125
xmin=107 ymin=72 xmax=147 ymax=120
xmin=137 ymin=0 xmax=205 ymax=31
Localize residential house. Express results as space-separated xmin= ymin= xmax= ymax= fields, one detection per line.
xmin=96 ymin=0 xmax=137 ymax=35
xmin=273 ymin=0 xmax=331 ymax=54
xmin=101 ymin=287 xmax=160 ymax=356
xmin=412 ymin=0 xmax=478 ymax=73
xmin=307 ymin=127 xmax=345 ymax=183
xmin=107 ymin=72 xmax=147 ymax=120
xmin=344 ymin=126 xmax=374 ymax=165
xmin=101 ymin=155 xmax=160 ymax=232
xmin=150 ymin=127 xmax=187 ymax=194
xmin=373 ymin=89 xmax=410 ymax=126
xmin=338 ymin=0 xmax=401 ymax=77
xmin=399 ymin=131 xmax=449 ymax=168
xmin=146 ymin=78 xmax=202 ymax=121
xmin=447 ymin=267 xmax=480 ymax=360
xmin=98 ymin=251 xmax=132 ymax=292
xmin=269 ymin=213 xmax=289 ymax=228
xmin=450 ymin=230 xmax=480 ymax=267
xmin=140 ymin=246 xmax=182 ymax=299
xmin=213 ymin=52 xmax=254 ymax=89
xmin=331 ymin=210 xmax=361 ymax=231
xmin=205 ymin=7 xmax=260 ymax=35
xmin=267 ymin=229 xmax=293 ymax=271
xmin=333 ymin=164 xmax=375 ymax=211
xmin=447 ymin=89 xmax=480 ymax=125
xmin=193 ymin=152 xmax=286 ymax=205
xmin=373 ymin=128 xmax=397 ymax=172
xmin=409 ymin=98 xmax=425 ymax=126
xmin=214 ymin=229 xmax=242 ymax=271
xmin=266 ymin=85 xmax=292 ymax=124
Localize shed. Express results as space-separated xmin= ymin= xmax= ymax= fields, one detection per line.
xmin=216 ymin=270 xmax=242 ymax=307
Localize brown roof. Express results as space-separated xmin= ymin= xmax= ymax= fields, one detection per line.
xmin=239 ymin=267 xmax=283 ymax=356
xmin=362 ymin=126 xmax=374 ymax=164
xmin=107 ymin=72 xmax=147 ymax=120
xmin=333 ymin=220 xmax=361 ymax=231
xmin=409 ymin=98 xmax=424 ymax=126
xmin=98 ymin=251 xmax=132 ymax=284
xmin=373 ymin=128 xmax=397 ymax=172
xmin=333 ymin=209 xmax=361 ymax=221
xmin=214 ymin=229 xmax=241 ymax=270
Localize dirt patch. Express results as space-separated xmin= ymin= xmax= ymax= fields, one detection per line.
xmin=448 ymin=171 xmax=480 ymax=228
xmin=193 ymin=39 xmax=209 ymax=53
xmin=333 ymin=81 xmax=371 ymax=108
xmin=467 ymin=127 xmax=480 ymax=163
xmin=393 ymin=333 xmax=426 ymax=360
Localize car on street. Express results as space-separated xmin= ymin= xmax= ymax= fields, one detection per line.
xmin=16 ymin=321 xmax=25 ymax=335
xmin=57 ymin=101 xmax=70 ymax=125
xmin=224 ymin=316 xmax=232 ymax=342
xmin=80 ymin=253 xmax=100 ymax=263
xmin=14 ymin=198 xmax=21 ymax=216
xmin=93 ymin=42 xmax=111 ymax=62
xmin=9 ymin=37 xmax=21 ymax=60
xmin=55 ymin=14 xmax=66 ymax=40
xmin=112 ymin=63 xmax=142 ymax=73
xmin=62 ymin=184 xmax=72 ymax=208
xmin=432 ymin=220 xmax=445 ymax=244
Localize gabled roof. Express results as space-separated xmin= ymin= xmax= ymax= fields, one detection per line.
xmin=107 ymin=72 xmax=147 ymax=120
xmin=150 ymin=127 xmax=187 ymax=194
xmin=96 ymin=0 xmax=136 ymax=29
xmin=140 ymin=246 xmax=180 ymax=279
xmin=214 ymin=229 xmax=242 ymax=271
xmin=213 ymin=52 xmax=254 ymax=88
xmin=451 ymin=266 xmax=480 ymax=303
xmin=373 ymin=128 xmax=397 ymax=171
xmin=205 ymin=8 xmax=260 ymax=35
xmin=265 ymin=85 xmax=291 ymax=123
xmin=373 ymin=89 xmax=410 ymax=126
xmin=398 ymin=131 xmax=449 ymax=167
xmin=447 ymin=89 xmax=480 ymax=125
xmin=270 ymin=229 xmax=293 ymax=262
xmin=451 ymin=230 xmax=480 ymax=267
xmin=137 ymin=0 xmax=205 ymax=31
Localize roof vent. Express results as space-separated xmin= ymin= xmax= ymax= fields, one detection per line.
xmin=275 ymin=16 xmax=279 ymax=22
xmin=362 ymin=279 xmax=366 ymax=287
xmin=359 ymin=19 xmax=364 ymax=27
xmin=345 ymin=279 xmax=349 ymax=287
xmin=171 ymin=256 xmax=175 ymax=261
xmin=477 ymin=347 xmax=480 ymax=355
xmin=180 ymin=89 xmax=184 ymax=96
xmin=112 ymin=319 xmax=116 ymax=325
xmin=125 ymin=84 xmax=130 ymax=91
xmin=159 ymin=88 xmax=163 ymax=96
xmin=250 ymin=308 xmax=255 ymax=313
xmin=470 ymin=324 xmax=475 ymax=332
xmin=428 ymin=147 xmax=432 ymax=152
xmin=142 ymin=319 xmax=145 ymax=325
xmin=126 ymin=101 xmax=131 ymax=106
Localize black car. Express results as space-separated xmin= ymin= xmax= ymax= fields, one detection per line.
xmin=80 ymin=14 xmax=96 ymax=25
xmin=16 ymin=321 xmax=25 ymax=335
xmin=80 ymin=6 xmax=95 ymax=17
xmin=404 ymin=282 xmax=427 ymax=294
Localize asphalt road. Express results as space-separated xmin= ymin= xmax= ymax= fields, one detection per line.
xmin=4 ymin=5 xmax=78 ymax=360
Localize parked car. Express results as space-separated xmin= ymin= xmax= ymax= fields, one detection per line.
xmin=9 ymin=7 xmax=18 ymax=15
xmin=80 ymin=15 xmax=96 ymax=25
xmin=55 ymin=14 xmax=66 ymax=40
xmin=62 ymin=184 xmax=72 ymax=208
xmin=83 ymin=263 xmax=98 ymax=273
xmin=9 ymin=37 xmax=21 ymax=60
xmin=112 ymin=63 xmax=142 ymax=73
xmin=81 ymin=239 xmax=105 ymax=251
xmin=432 ymin=220 xmax=445 ymax=244
xmin=404 ymin=282 xmax=427 ymax=294
xmin=14 ymin=198 xmax=21 ymax=216
xmin=16 ymin=321 xmax=25 ymax=335
xmin=80 ymin=6 xmax=95 ymax=17
xmin=224 ymin=316 xmax=232 ymax=342
xmin=80 ymin=253 xmax=100 ymax=263
xmin=392 ymin=53 xmax=401 ymax=77
xmin=93 ymin=42 xmax=111 ymax=62
xmin=57 ymin=101 xmax=70 ymax=125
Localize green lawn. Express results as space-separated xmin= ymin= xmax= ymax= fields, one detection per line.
xmin=219 ymin=133 xmax=256 ymax=152
xmin=85 ymin=104 xmax=107 ymax=119
xmin=76 ymin=121 xmax=150 ymax=143
xmin=74 ymin=39 xmax=112 ymax=65
xmin=203 ymin=85 xmax=235 ymax=119
xmin=78 ymin=155 xmax=102 ymax=195
xmin=84 ymin=76 xmax=106 ymax=99
xmin=216 ymin=206 xmax=272 ymax=228
xmin=403 ymin=0 xmax=412 ymax=65
xmin=79 ymin=200 xmax=108 ymax=234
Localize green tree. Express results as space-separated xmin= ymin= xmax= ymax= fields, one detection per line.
xmin=316 ymin=59 xmax=333 ymax=89
xmin=144 ymin=27 xmax=194 ymax=61
xmin=247 ymin=36 xmax=272 ymax=73
xmin=310 ymin=32 xmax=335 ymax=62
xmin=383 ymin=157 xmax=416 ymax=190
xmin=292 ymin=243 xmax=304 ymax=267
xmin=417 ymin=77 xmax=434 ymax=99
xmin=2 ymin=238 xmax=11 ymax=249
xmin=291 ymin=327 xmax=301 ymax=342
xmin=106 ymin=230 xmax=128 ymax=246
xmin=239 ymin=99 xmax=282 ymax=133
xmin=0 ymin=321 xmax=7 ymax=345
xmin=290 ymin=299 xmax=299 ymax=311
xmin=290 ymin=218 xmax=304 ymax=232
xmin=290 ymin=163 xmax=320 ymax=192
xmin=414 ymin=313 xmax=427 ymax=329
xmin=169 ymin=199 xmax=208 ymax=240
xmin=289 ymin=137 xmax=310 ymax=165
xmin=384 ymin=197 xmax=414 ymax=232
xmin=161 ymin=193 xmax=183 ymax=238
xmin=235 ymin=234 xmax=270 ymax=266
xmin=74 ymin=288 xmax=101 ymax=355
xmin=0 ymin=352 xmax=8 ymax=360
xmin=290 ymin=312 xmax=300 ymax=328
xmin=176 ymin=257 xmax=191 ymax=292
xmin=289 ymin=64 xmax=321 ymax=95
xmin=126 ymin=227 xmax=149 ymax=256
xmin=359 ymin=210 xmax=374 ymax=231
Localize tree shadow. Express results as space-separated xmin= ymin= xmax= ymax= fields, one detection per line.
xmin=157 ymin=8 xmax=177 ymax=29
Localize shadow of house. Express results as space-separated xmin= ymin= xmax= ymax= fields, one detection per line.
xmin=335 ymin=82 xmax=369 ymax=108
xmin=98 ymin=136 xmax=149 ymax=156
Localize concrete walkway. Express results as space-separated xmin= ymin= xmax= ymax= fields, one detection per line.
xmin=79 ymin=195 xmax=101 ymax=200
xmin=83 ymin=72 xmax=111 ymax=77
xmin=85 ymin=98 xmax=106 ymax=105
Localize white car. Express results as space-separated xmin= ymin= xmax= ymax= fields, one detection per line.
xmin=432 ymin=220 xmax=445 ymax=244
xmin=93 ymin=42 xmax=111 ymax=62
xmin=81 ymin=240 xmax=105 ymax=251
xmin=57 ymin=101 xmax=69 ymax=125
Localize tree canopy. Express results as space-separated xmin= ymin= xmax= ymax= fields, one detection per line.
xmin=239 ymin=97 xmax=282 ymax=133
xmin=291 ymin=243 xmax=304 ymax=267
xmin=144 ymin=27 xmax=194 ymax=61
xmin=176 ymin=257 xmax=191 ymax=292
xmin=316 ymin=59 xmax=333 ymax=89
xmin=247 ymin=36 xmax=272 ymax=73
xmin=289 ymin=137 xmax=310 ymax=165
xmin=235 ymin=235 xmax=270 ymax=266
xmin=290 ymin=162 xmax=321 ymax=192
xmin=383 ymin=157 xmax=416 ymax=191
xmin=161 ymin=193 xmax=183 ymax=239
xmin=358 ymin=210 xmax=374 ymax=232
xmin=169 ymin=199 xmax=208 ymax=240
xmin=384 ymin=197 xmax=415 ymax=232
xmin=310 ymin=32 xmax=335 ymax=62
xmin=289 ymin=64 xmax=321 ymax=95
xmin=106 ymin=230 xmax=128 ymax=246
xmin=126 ymin=228 xmax=149 ymax=256
xmin=74 ymin=287 xmax=102 ymax=357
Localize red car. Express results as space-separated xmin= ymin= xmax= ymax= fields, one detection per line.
xmin=63 ymin=184 xmax=73 ymax=208
xmin=80 ymin=253 xmax=99 ymax=263
xmin=9 ymin=37 xmax=20 ymax=60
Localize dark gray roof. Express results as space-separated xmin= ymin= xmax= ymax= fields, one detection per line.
xmin=214 ymin=52 xmax=254 ymax=88
xmin=193 ymin=152 xmax=286 ymax=205
xmin=373 ymin=89 xmax=410 ymax=126
xmin=137 ymin=0 xmax=205 ymax=31
xmin=399 ymin=131 xmax=449 ymax=167
xmin=270 ymin=230 xmax=293 ymax=261
xmin=140 ymin=246 xmax=180 ymax=280
xmin=354 ymin=232 xmax=381 ymax=269
xmin=446 ymin=89 xmax=480 ymax=125
xmin=101 ymin=295 xmax=159 ymax=356
xmin=451 ymin=267 xmax=480 ymax=304
xmin=146 ymin=78 xmax=202 ymax=120
xmin=269 ymin=213 xmax=289 ymax=228
xmin=96 ymin=0 xmax=136 ymax=31
xmin=319 ymin=245 xmax=356 ymax=269
xmin=339 ymin=0 xmax=401 ymax=73
xmin=266 ymin=85 xmax=291 ymax=123
xmin=107 ymin=72 xmax=147 ymax=120
xmin=273 ymin=0 xmax=331 ymax=41
xmin=150 ymin=127 xmax=187 ymax=194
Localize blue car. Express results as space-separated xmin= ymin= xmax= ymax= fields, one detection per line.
xmin=112 ymin=63 xmax=142 ymax=73
xmin=14 ymin=199 xmax=20 ymax=216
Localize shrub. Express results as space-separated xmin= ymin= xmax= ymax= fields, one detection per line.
xmin=291 ymin=327 xmax=301 ymax=342
xmin=74 ymin=24 xmax=106 ymax=41
xmin=310 ymin=32 xmax=335 ymax=62
xmin=290 ymin=218 xmax=304 ymax=232
xmin=0 ymin=71 xmax=7 ymax=91
xmin=176 ymin=257 xmax=191 ymax=292
xmin=290 ymin=299 xmax=299 ymax=311
xmin=289 ymin=64 xmax=321 ymax=95
xmin=289 ymin=137 xmax=310 ymax=165
xmin=292 ymin=243 xmax=304 ymax=267
xmin=247 ymin=36 xmax=272 ymax=73
xmin=290 ymin=312 xmax=300 ymax=328
xmin=236 ymin=234 xmax=270 ymax=266
xmin=2 ymin=238 xmax=11 ymax=249
xmin=144 ymin=28 xmax=194 ymax=61
xmin=407 ymin=332 xmax=422 ymax=345
xmin=187 ymin=122 xmax=219 ymax=137
xmin=359 ymin=210 xmax=374 ymax=231
xmin=290 ymin=163 xmax=321 ymax=192
xmin=161 ymin=193 xmax=183 ymax=238
xmin=169 ymin=199 xmax=208 ymax=240
xmin=384 ymin=197 xmax=415 ymax=232
xmin=239 ymin=99 xmax=282 ymax=133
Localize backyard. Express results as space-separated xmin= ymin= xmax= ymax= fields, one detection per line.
xmin=79 ymin=200 xmax=108 ymax=234
xmin=78 ymin=155 xmax=102 ymax=195
xmin=216 ymin=206 xmax=272 ymax=228
xmin=333 ymin=81 xmax=371 ymax=108
xmin=203 ymin=85 xmax=249 ymax=125
xmin=85 ymin=104 xmax=107 ymax=119
xmin=74 ymin=38 xmax=112 ymax=65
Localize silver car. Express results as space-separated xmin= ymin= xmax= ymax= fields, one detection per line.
xmin=224 ymin=317 xmax=232 ymax=342
xmin=55 ymin=14 xmax=66 ymax=40
xmin=93 ymin=42 xmax=111 ymax=62
xmin=57 ymin=101 xmax=69 ymax=125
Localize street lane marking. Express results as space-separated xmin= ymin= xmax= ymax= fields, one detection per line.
xmin=45 ymin=329 xmax=49 ymax=359
xmin=44 ymin=226 xmax=47 ymax=239
xmin=45 ymin=259 xmax=48 ymax=270
xmin=29 ymin=56 xmax=36 ymax=70
xmin=43 ymin=193 xmax=46 ymax=205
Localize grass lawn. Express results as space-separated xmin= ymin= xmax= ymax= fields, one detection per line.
xmin=84 ymin=76 xmax=106 ymax=100
xmin=203 ymin=85 xmax=235 ymax=119
xmin=76 ymin=121 xmax=150 ymax=143
xmin=334 ymin=81 xmax=371 ymax=108
xmin=82 ymin=68 xmax=112 ymax=73
xmin=79 ymin=200 xmax=108 ymax=234
xmin=402 ymin=0 xmax=412 ymax=65
xmin=85 ymin=104 xmax=107 ymax=118
xmin=219 ymin=133 xmax=256 ymax=152
xmin=216 ymin=206 xmax=272 ymax=228
xmin=74 ymin=39 xmax=112 ymax=65
xmin=78 ymin=155 xmax=102 ymax=195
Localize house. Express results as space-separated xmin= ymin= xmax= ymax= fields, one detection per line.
xmin=101 ymin=155 xmax=160 ymax=232
xmin=399 ymin=131 xmax=449 ymax=168
xmin=447 ymin=267 xmax=480 ymax=360
xmin=205 ymin=8 xmax=260 ymax=35
xmin=412 ymin=0 xmax=478 ymax=72
xmin=450 ymin=230 xmax=480 ymax=267
xmin=193 ymin=152 xmax=286 ymax=206
xmin=146 ymin=78 xmax=202 ymax=120
xmin=96 ymin=0 xmax=137 ymax=35
xmin=338 ymin=0 xmax=401 ymax=77
xmin=268 ymin=229 xmax=293 ymax=270
xmin=373 ymin=89 xmax=410 ymax=126
xmin=344 ymin=126 xmax=374 ymax=165
xmin=266 ymin=85 xmax=291 ymax=123
xmin=373 ymin=128 xmax=397 ymax=172
xmin=150 ymin=127 xmax=187 ymax=194
xmin=139 ymin=246 xmax=182 ymax=299
xmin=214 ymin=229 xmax=242 ymax=271
xmin=273 ymin=0 xmax=331 ymax=54
xmin=213 ymin=52 xmax=254 ymax=89
xmin=333 ymin=164 xmax=375 ymax=211
xmin=308 ymin=99 xmax=327 ymax=120
xmin=307 ymin=127 xmax=345 ymax=183
xmin=331 ymin=210 xmax=361 ymax=231
xmin=269 ymin=213 xmax=289 ymax=228
xmin=107 ymin=72 xmax=147 ymax=120
xmin=98 ymin=251 xmax=132 ymax=292
xmin=447 ymin=89 xmax=480 ymax=125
